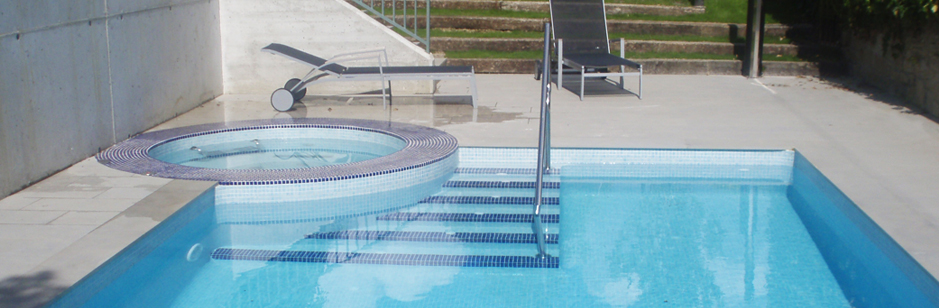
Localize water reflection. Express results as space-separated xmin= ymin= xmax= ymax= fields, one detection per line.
xmin=560 ymin=177 xmax=847 ymax=307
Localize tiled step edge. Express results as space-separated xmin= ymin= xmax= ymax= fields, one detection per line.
xmin=454 ymin=167 xmax=558 ymax=174
xmin=420 ymin=196 xmax=559 ymax=205
xmin=306 ymin=230 xmax=559 ymax=244
xmin=212 ymin=248 xmax=559 ymax=268
xmin=377 ymin=212 xmax=560 ymax=223
xmin=444 ymin=180 xmax=560 ymax=189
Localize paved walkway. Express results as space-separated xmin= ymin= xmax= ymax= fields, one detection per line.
xmin=2 ymin=74 xmax=938 ymax=307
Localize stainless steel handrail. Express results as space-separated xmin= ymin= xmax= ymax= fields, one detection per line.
xmin=532 ymin=22 xmax=552 ymax=259
xmin=350 ymin=0 xmax=431 ymax=52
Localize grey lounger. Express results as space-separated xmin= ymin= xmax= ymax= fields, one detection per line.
xmin=262 ymin=43 xmax=478 ymax=111
xmin=546 ymin=0 xmax=642 ymax=100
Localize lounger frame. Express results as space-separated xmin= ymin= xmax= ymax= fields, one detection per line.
xmin=262 ymin=43 xmax=478 ymax=111
xmin=547 ymin=0 xmax=643 ymax=100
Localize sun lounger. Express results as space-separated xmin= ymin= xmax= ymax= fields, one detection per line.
xmin=262 ymin=43 xmax=478 ymax=111
xmin=547 ymin=0 xmax=642 ymax=100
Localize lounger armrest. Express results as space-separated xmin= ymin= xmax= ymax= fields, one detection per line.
xmin=621 ymin=59 xmax=641 ymax=70
xmin=320 ymin=54 xmax=389 ymax=74
xmin=329 ymin=48 xmax=390 ymax=67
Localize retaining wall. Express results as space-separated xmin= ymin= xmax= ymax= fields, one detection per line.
xmin=220 ymin=0 xmax=434 ymax=95
xmin=0 ymin=0 xmax=224 ymax=199
xmin=843 ymin=22 xmax=939 ymax=117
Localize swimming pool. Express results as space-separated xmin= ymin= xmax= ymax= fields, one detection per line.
xmin=55 ymin=147 xmax=939 ymax=307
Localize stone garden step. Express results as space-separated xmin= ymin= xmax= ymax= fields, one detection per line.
xmin=417 ymin=16 xmax=808 ymax=37
xmin=432 ymin=37 xmax=814 ymax=56
xmin=352 ymin=0 xmax=704 ymax=15
xmin=443 ymin=58 xmax=840 ymax=76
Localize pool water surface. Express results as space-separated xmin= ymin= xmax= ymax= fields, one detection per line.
xmin=55 ymin=148 xmax=939 ymax=308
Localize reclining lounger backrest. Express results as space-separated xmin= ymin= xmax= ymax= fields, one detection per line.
xmin=550 ymin=0 xmax=610 ymax=55
xmin=262 ymin=43 xmax=347 ymax=74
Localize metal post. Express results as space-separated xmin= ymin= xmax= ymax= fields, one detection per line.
xmin=532 ymin=22 xmax=553 ymax=259
xmin=746 ymin=0 xmax=764 ymax=78
xmin=425 ymin=0 xmax=430 ymax=52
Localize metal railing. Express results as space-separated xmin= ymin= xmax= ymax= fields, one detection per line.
xmin=350 ymin=0 xmax=431 ymax=52
xmin=532 ymin=22 xmax=553 ymax=259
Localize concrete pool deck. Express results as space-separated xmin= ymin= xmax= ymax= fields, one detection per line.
xmin=2 ymin=74 xmax=939 ymax=307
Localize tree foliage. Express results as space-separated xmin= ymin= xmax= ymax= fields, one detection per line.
xmin=838 ymin=0 xmax=938 ymax=30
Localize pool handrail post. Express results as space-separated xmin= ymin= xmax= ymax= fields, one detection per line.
xmin=532 ymin=22 xmax=552 ymax=260
xmin=349 ymin=0 xmax=431 ymax=52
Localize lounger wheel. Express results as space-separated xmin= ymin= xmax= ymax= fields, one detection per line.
xmin=271 ymin=88 xmax=295 ymax=112
xmin=284 ymin=78 xmax=306 ymax=101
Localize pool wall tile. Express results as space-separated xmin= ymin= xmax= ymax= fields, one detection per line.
xmin=788 ymin=151 xmax=939 ymax=307
xmin=459 ymin=147 xmax=794 ymax=183
xmin=47 ymin=189 xmax=215 ymax=308
xmin=214 ymin=153 xmax=456 ymax=223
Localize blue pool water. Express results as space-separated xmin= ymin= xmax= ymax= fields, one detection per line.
xmin=149 ymin=129 xmax=406 ymax=170
xmin=154 ymin=138 xmax=400 ymax=169
xmin=54 ymin=148 xmax=939 ymax=307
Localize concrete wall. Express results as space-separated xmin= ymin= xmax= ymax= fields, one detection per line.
xmin=843 ymin=22 xmax=939 ymax=117
xmin=220 ymin=0 xmax=434 ymax=95
xmin=0 ymin=0 xmax=223 ymax=199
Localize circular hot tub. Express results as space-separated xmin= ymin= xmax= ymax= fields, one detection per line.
xmin=98 ymin=118 xmax=459 ymax=223
xmin=97 ymin=118 xmax=458 ymax=185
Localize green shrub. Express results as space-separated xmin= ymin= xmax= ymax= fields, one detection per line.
xmin=836 ymin=0 xmax=937 ymax=31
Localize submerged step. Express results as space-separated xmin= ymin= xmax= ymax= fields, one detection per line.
xmin=420 ymin=196 xmax=559 ymax=205
xmin=444 ymin=180 xmax=559 ymax=189
xmin=211 ymin=248 xmax=558 ymax=268
xmin=306 ymin=230 xmax=559 ymax=244
xmin=377 ymin=212 xmax=560 ymax=223
xmin=454 ymin=167 xmax=558 ymax=175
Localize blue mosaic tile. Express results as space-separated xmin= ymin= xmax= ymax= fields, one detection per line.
xmin=211 ymin=248 xmax=559 ymax=268
xmin=376 ymin=212 xmax=560 ymax=223
xmin=443 ymin=181 xmax=560 ymax=189
xmin=305 ymin=230 xmax=559 ymax=244
xmin=420 ymin=196 xmax=559 ymax=205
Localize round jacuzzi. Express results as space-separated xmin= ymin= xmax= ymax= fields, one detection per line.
xmin=97 ymin=118 xmax=458 ymax=185
xmin=98 ymin=118 xmax=459 ymax=223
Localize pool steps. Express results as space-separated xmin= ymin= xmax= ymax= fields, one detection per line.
xmin=212 ymin=175 xmax=563 ymax=268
